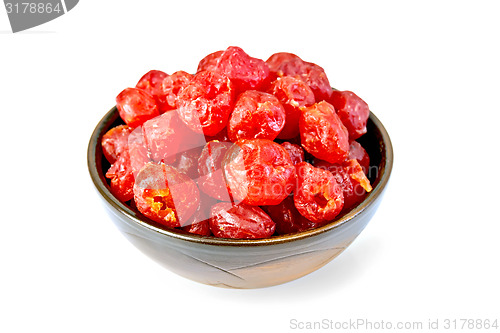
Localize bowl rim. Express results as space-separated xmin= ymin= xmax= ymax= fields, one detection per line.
xmin=88 ymin=107 xmax=393 ymax=247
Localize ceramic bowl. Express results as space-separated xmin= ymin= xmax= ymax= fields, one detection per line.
xmin=88 ymin=107 xmax=393 ymax=289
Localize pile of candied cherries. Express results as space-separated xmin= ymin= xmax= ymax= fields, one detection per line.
xmin=102 ymin=46 xmax=373 ymax=239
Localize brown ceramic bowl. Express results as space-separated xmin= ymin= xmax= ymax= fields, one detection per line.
xmin=88 ymin=107 xmax=393 ymax=289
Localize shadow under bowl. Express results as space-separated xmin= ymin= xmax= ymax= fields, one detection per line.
xmin=87 ymin=107 xmax=393 ymax=289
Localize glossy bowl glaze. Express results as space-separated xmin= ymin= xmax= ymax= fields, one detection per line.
xmin=88 ymin=107 xmax=393 ymax=288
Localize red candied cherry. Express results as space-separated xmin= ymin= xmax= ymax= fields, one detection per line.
xmin=197 ymin=140 xmax=234 ymax=201
xmin=329 ymin=90 xmax=370 ymax=140
xmin=105 ymin=150 xmax=135 ymax=202
xmin=227 ymin=90 xmax=286 ymax=142
xmin=172 ymin=147 xmax=203 ymax=180
xmin=181 ymin=192 xmax=218 ymax=236
xmin=116 ymin=87 xmax=160 ymax=128
xmin=197 ymin=50 xmax=223 ymax=73
xmin=133 ymin=163 xmax=200 ymax=228
xmin=343 ymin=159 xmax=372 ymax=193
xmin=141 ymin=111 xmax=182 ymax=165
xmin=264 ymin=196 xmax=323 ymax=235
xmin=314 ymin=159 xmax=372 ymax=212
xmin=266 ymin=52 xmax=333 ymax=101
xmin=215 ymin=46 xmax=271 ymax=93
xmin=349 ymin=141 xmax=370 ymax=174
xmin=210 ymin=202 xmax=275 ymax=239
xmin=267 ymin=76 xmax=315 ymax=139
xmin=300 ymin=101 xmax=349 ymax=164
xmin=141 ymin=110 xmax=206 ymax=166
xmin=223 ymin=139 xmax=296 ymax=206
xmin=161 ymin=71 xmax=194 ymax=112
xmin=280 ymin=142 xmax=305 ymax=165
xmin=101 ymin=125 xmax=133 ymax=164
xmin=136 ymin=70 xmax=169 ymax=112
xmin=176 ymin=117 xmax=212 ymax=154
xmin=266 ymin=52 xmax=305 ymax=78
xmin=105 ymin=127 xmax=150 ymax=202
xmin=294 ymin=62 xmax=333 ymax=102
xmin=177 ymin=70 xmax=235 ymax=136
xmin=294 ymin=162 xmax=344 ymax=224
xmin=127 ymin=126 xmax=151 ymax=177
xmin=181 ymin=218 xmax=211 ymax=236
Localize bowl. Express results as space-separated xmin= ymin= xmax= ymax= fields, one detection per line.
xmin=87 ymin=106 xmax=393 ymax=289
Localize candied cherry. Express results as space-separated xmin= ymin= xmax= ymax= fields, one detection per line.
xmin=329 ymin=90 xmax=369 ymax=140
xmin=294 ymin=162 xmax=344 ymax=224
xmin=101 ymin=125 xmax=133 ymax=164
xmin=266 ymin=52 xmax=305 ymax=78
xmin=141 ymin=110 xmax=206 ymax=166
xmin=223 ymin=139 xmax=296 ymax=205
xmin=177 ymin=70 xmax=235 ymax=136
xmin=172 ymin=146 xmax=203 ymax=180
xmin=343 ymin=159 xmax=372 ymax=193
xmin=141 ymin=111 xmax=182 ymax=165
xmin=197 ymin=140 xmax=234 ymax=201
xmin=215 ymin=46 xmax=271 ymax=93
xmin=127 ymin=127 xmax=150 ymax=176
xmin=314 ymin=159 xmax=372 ymax=212
xmin=116 ymin=88 xmax=160 ymax=128
xmin=266 ymin=52 xmax=333 ymax=101
xmin=300 ymin=101 xmax=349 ymax=164
xmin=227 ymin=90 xmax=285 ymax=142
xmin=210 ymin=202 xmax=275 ymax=239
xmin=105 ymin=47 xmax=375 ymax=240
xmin=105 ymin=150 xmax=135 ymax=202
xmin=136 ymin=70 xmax=169 ymax=112
xmin=349 ymin=141 xmax=370 ymax=175
xmin=294 ymin=62 xmax=333 ymax=102
xmin=267 ymin=76 xmax=315 ymax=139
xmin=105 ymin=127 xmax=150 ymax=202
xmin=180 ymin=192 xmax=217 ymax=236
xmin=264 ymin=196 xmax=322 ymax=235
xmin=181 ymin=218 xmax=211 ymax=236
xmin=161 ymin=71 xmax=194 ymax=112
xmin=133 ymin=163 xmax=200 ymax=228
xmin=197 ymin=50 xmax=223 ymax=73
xmin=280 ymin=142 xmax=304 ymax=165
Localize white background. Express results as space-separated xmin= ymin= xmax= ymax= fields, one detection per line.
xmin=1 ymin=1 xmax=499 ymax=332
